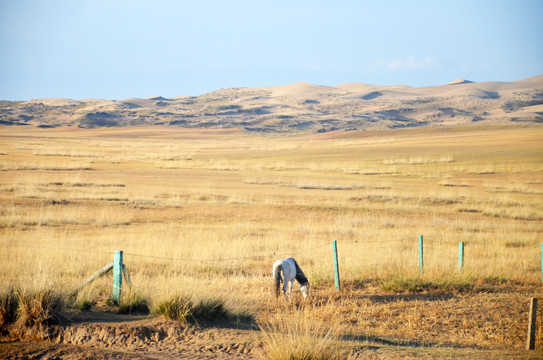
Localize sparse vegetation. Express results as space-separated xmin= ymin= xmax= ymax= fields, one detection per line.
xmin=380 ymin=273 xmax=473 ymax=293
xmin=0 ymin=125 xmax=542 ymax=357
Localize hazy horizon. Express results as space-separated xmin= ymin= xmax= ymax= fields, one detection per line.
xmin=1 ymin=0 xmax=542 ymax=101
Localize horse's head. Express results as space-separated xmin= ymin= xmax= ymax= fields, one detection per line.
xmin=300 ymin=283 xmax=309 ymax=299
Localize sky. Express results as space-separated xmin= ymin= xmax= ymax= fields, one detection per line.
xmin=1 ymin=0 xmax=542 ymax=100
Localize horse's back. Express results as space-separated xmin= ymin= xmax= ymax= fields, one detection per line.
xmin=277 ymin=258 xmax=295 ymax=280
xmin=273 ymin=259 xmax=284 ymax=272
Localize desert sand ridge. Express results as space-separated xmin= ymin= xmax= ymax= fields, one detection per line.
xmin=1 ymin=76 xmax=541 ymax=132
xmin=254 ymin=81 xmax=344 ymax=98
xmin=447 ymin=78 xmax=474 ymax=85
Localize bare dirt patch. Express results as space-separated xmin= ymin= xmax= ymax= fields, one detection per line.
xmin=1 ymin=311 xmax=258 ymax=359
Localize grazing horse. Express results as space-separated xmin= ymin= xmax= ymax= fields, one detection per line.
xmin=273 ymin=257 xmax=309 ymax=299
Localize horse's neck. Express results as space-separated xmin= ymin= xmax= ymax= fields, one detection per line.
xmin=292 ymin=260 xmax=308 ymax=285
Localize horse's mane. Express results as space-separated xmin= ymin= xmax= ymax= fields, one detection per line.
xmin=288 ymin=257 xmax=309 ymax=286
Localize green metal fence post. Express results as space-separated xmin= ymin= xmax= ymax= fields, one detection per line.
xmin=418 ymin=235 xmax=423 ymax=274
xmin=458 ymin=242 xmax=464 ymax=271
xmin=112 ymin=250 xmax=123 ymax=303
xmin=332 ymin=241 xmax=340 ymax=289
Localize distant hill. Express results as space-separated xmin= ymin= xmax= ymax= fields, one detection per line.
xmin=1 ymin=76 xmax=542 ymax=133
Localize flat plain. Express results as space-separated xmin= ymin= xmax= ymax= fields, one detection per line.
xmin=1 ymin=124 xmax=542 ymax=359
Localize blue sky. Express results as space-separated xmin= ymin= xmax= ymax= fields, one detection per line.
xmin=1 ymin=0 xmax=542 ymax=100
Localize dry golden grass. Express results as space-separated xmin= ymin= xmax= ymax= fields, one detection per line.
xmin=259 ymin=312 xmax=344 ymax=360
xmin=0 ymin=124 xmax=542 ymax=355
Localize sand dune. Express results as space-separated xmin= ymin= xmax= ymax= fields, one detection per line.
xmin=447 ymin=78 xmax=474 ymax=85
xmin=1 ymin=76 xmax=541 ymax=132
xmin=257 ymin=81 xmax=343 ymax=98
xmin=28 ymin=98 xmax=82 ymax=106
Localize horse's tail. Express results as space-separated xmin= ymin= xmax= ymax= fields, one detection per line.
xmin=273 ymin=262 xmax=282 ymax=297
xmin=290 ymin=258 xmax=309 ymax=286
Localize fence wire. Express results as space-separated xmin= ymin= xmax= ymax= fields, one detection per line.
xmin=2 ymin=238 xmax=541 ymax=274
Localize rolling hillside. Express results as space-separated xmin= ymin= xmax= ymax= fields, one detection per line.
xmin=1 ymin=76 xmax=542 ymax=133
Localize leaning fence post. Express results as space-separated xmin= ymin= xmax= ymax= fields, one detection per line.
xmin=527 ymin=297 xmax=538 ymax=350
xmin=458 ymin=242 xmax=464 ymax=271
xmin=418 ymin=235 xmax=423 ymax=274
xmin=332 ymin=241 xmax=340 ymax=289
xmin=112 ymin=250 xmax=123 ymax=303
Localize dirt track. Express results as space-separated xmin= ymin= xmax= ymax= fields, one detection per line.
xmin=2 ymin=310 xmax=542 ymax=360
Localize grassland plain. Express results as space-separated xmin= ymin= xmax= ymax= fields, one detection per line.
xmin=1 ymin=124 xmax=543 ymax=359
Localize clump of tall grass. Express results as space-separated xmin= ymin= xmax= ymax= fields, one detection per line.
xmin=152 ymin=295 xmax=229 ymax=323
xmin=191 ymin=298 xmax=228 ymax=321
xmin=118 ymin=291 xmax=150 ymax=315
xmin=153 ymin=295 xmax=193 ymax=321
xmin=259 ymin=314 xmax=344 ymax=360
xmin=15 ymin=288 xmax=64 ymax=328
xmin=0 ymin=289 xmax=19 ymax=331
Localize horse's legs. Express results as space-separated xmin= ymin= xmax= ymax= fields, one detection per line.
xmin=288 ymin=281 xmax=293 ymax=299
xmin=282 ymin=282 xmax=288 ymax=299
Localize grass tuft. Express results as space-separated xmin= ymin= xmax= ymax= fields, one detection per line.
xmin=15 ymin=288 xmax=64 ymax=328
xmin=152 ymin=295 xmax=231 ymax=323
xmin=75 ymin=299 xmax=95 ymax=311
xmin=191 ymin=298 xmax=228 ymax=321
xmin=0 ymin=289 xmax=19 ymax=330
xmin=153 ymin=295 xmax=193 ymax=322
xmin=259 ymin=314 xmax=344 ymax=360
xmin=118 ymin=291 xmax=150 ymax=315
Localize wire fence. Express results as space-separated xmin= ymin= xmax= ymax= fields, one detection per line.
xmin=4 ymin=237 xmax=541 ymax=279
xmin=3 ymin=236 xmax=541 ymax=308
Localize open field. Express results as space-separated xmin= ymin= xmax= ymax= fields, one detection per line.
xmin=1 ymin=124 xmax=543 ymax=358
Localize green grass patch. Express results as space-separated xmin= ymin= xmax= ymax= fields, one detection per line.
xmin=118 ymin=291 xmax=150 ymax=315
xmin=381 ymin=274 xmax=473 ymax=293
xmin=152 ymin=295 xmax=237 ymax=323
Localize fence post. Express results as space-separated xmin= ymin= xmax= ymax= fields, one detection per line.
xmin=418 ymin=235 xmax=423 ymax=274
xmin=527 ymin=297 xmax=538 ymax=350
xmin=458 ymin=242 xmax=464 ymax=271
xmin=332 ymin=241 xmax=340 ymax=290
xmin=112 ymin=250 xmax=123 ymax=303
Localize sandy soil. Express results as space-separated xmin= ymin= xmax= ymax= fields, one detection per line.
xmin=1 ymin=311 xmax=258 ymax=359
xmin=2 ymin=310 xmax=541 ymax=360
